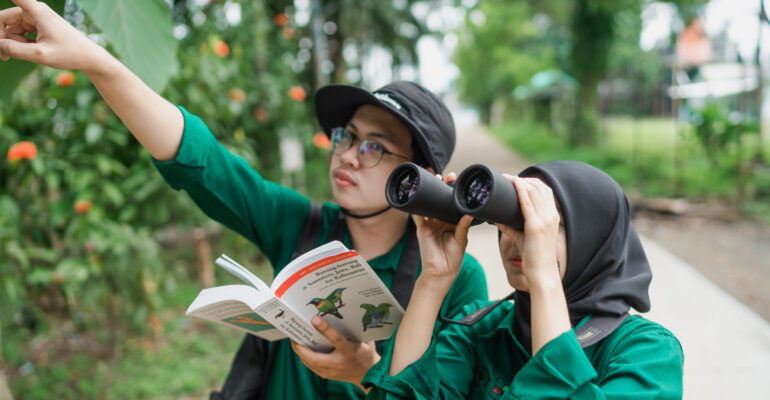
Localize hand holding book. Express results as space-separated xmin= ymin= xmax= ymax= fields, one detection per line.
xmin=186 ymin=241 xmax=404 ymax=352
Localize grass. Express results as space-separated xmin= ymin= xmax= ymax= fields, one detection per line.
xmin=492 ymin=116 xmax=770 ymax=217
xmin=3 ymin=282 xmax=245 ymax=399
xmin=2 ymin=224 xmax=278 ymax=400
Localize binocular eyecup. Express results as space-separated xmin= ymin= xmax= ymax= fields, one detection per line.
xmin=386 ymin=162 xmax=465 ymax=224
xmin=385 ymin=162 xmax=524 ymax=230
xmin=454 ymin=164 xmax=524 ymax=230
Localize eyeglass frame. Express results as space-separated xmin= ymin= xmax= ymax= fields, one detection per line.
xmin=329 ymin=126 xmax=411 ymax=168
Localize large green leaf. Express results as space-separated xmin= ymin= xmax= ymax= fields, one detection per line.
xmin=0 ymin=0 xmax=65 ymax=109
xmin=76 ymin=0 xmax=178 ymax=92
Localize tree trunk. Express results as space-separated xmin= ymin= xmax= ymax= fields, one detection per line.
xmin=0 ymin=323 xmax=15 ymax=400
xmin=571 ymin=80 xmax=601 ymax=146
xmin=194 ymin=227 xmax=214 ymax=289
xmin=568 ymin=0 xmax=615 ymax=147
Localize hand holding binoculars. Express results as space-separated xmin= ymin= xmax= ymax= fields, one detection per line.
xmin=385 ymin=162 xmax=525 ymax=230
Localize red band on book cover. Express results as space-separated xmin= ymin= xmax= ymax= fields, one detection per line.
xmin=274 ymin=251 xmax=358 ymax=298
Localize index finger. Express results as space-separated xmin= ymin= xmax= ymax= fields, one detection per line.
xmin=443 ymin=172 xmax=457 ymax=185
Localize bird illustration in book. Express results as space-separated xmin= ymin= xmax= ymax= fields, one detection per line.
xmin=308 ymin=298 xmax=344 ymax=319
xmin=360 ymin=303 xmax=393 ymax=331
xmin=326 ymin=287 xmax=346 ymax=306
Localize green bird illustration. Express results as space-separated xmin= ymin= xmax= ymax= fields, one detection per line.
xmin=326 ymin=288 xmax=346 ymax=307
xmin=360 ymin=303 xmax=393 ymax=331
xmin=308 ymin=298 xmax=344 ymax=319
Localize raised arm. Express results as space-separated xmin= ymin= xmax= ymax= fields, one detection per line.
xmin=388 ymin=174 xmax=473 ymax=376
xmin=0 ymin=0 xmax=182 ymax=161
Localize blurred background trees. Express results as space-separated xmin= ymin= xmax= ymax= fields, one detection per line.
xmin=1 ymin=0 xmax=769 ymax=398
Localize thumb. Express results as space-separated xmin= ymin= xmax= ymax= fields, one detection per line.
xmin=496 ymin=223 xmax=516 ymax=240
xmin=0 ymin=38 xmax=41 ymax=62
xmin=454 ymin=215 xmax=472 ymax=247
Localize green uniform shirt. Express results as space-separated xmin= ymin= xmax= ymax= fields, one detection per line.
xmin=153 ymin=106 xmax=489 ymax=399
xmin=364 ymin=300 xmax=684 ymax=399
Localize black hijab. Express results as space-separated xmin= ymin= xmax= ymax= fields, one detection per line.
xmin=510 ymin=160 xmax=652 ymax=353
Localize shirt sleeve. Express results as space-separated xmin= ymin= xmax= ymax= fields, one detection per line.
xmin=364 ymin=303 xmax=486 ymax=400
xmin=153 ymin=106 xmax=310 ymax=267
xmin=510 ymin=326 xmax=684 ymax=399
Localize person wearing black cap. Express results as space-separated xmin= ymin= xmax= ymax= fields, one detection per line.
xmin=364 ymin=161 xmax=684 ymax=399
xmin=0 ymin=3 xmax=488 ymax=399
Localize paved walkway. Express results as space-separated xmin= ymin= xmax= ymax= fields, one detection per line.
xmin=445 ymin=124 xmax=770 ymax=399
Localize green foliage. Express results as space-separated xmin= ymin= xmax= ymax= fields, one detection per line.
xmin=691 ymin=103 xmax=758 ymax=164
xmin=454 ymin=1 xmax=556 ymax=122
xmin=77 ymin=0 xmax=179 ymax=92
xmin=0 ymin=0 xmax=319 ymax=336
xmin=0 ymin=0 xmax=65 ymax=107
xmin=454 ymin=0 xmax=708 ymax=143
xmin=0 ymin=0 xmax=177 ymax=109
xmin=324 ymin=0 xmax=427 ymax=83
xmin=3 ymin=283 xmax=241 ymax=399
xmin=492 ymin=116 xmax=769 ymax=208
xmin=0 ymin=65 xmax=185 ymax=331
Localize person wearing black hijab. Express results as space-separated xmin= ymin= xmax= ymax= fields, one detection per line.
xmin=362 ymin=161 xmax=684 ymax=399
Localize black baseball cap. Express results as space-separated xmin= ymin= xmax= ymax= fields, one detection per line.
xmin=314 ymin=81 xmax=456 ymax=175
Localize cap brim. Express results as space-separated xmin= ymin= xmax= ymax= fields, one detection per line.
xmin=314 ymin=85 xmax=436 ymax=171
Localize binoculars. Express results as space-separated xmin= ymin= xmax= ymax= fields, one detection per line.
xmin=385 ymin=162 xmax=525 ymax=230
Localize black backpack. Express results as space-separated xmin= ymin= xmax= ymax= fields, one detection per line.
xmin=210 ymin=203 xmax=419 ymax=400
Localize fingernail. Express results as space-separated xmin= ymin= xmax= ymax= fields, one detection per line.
xmin=312 ymin=316 xmax=322 ymax=326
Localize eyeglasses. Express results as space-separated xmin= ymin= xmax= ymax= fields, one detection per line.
xmin=329 ymin=127 xmax=410 ymax=168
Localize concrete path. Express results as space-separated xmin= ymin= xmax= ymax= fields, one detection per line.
xmin=445 ymin=124 xmax=770 ymax=399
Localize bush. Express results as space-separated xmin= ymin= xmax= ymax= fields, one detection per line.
xmin=492 ymin=114 xmax=769 ymax=211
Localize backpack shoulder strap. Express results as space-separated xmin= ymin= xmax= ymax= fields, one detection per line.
xmin=390 ymin=221 xmax=419 ymax=310
xmin=290 ymin=202 xmax=324 ymax=262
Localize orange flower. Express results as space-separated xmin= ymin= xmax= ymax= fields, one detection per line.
xmin=7 ymin=141 xmax=37 ymax=161
xmin=253 ymin=107 xmax=269 ymax=122
xmin=281 ymin=27 xmax=295 ymax=39
xmin=274 ymin=13 xmax=289 ymax=26
xmin=228 ymin=88 xmax=246 ymax=102
xmin=288 ymin=86 xmax=306 ymax=102
xmin=148 ymin=315 xmax=163 ymax=334
xmin=56 ymin=71 xmax=75 ymax=87
xmin=74 ymin=200 xmax=92 ymax=214
xmin=214 ymin=41 xmax=230 ymax=57
xmin=313 ymin=132 xmax=331 ymax=150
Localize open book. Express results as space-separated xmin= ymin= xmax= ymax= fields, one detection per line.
xmin=186 ymin=241 xmax=405 ymax=352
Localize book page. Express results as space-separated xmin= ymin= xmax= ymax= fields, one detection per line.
xmin=253 ymin=297 xmax=333 ymax=352
xmin=271 ymin=240 xmax=349 ymax=290
xmin=271 ymin=246 xmax=405 ymax=343
xmin=185 ymin=285 xmax=284 ymax=341
xmin=215 ymin=254 xmax=271 ymax=293
xmin=186 ymin=285 xmax=333 ymax=351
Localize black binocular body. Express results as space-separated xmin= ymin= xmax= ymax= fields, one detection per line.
xmin=385 ymin=162 xmax=525 ymax=230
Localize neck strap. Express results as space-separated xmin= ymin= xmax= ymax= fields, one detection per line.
xmin=340 ymin=205 xmax=391 ymax=219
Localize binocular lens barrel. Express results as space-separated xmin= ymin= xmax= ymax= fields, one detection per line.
xmin=454 ymin=164 xmax=524 ymax=230
xmin=386 ymin=162 xmax=464 ymax=224
xmin=386 ymin=162 xmax=523 ymax=229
